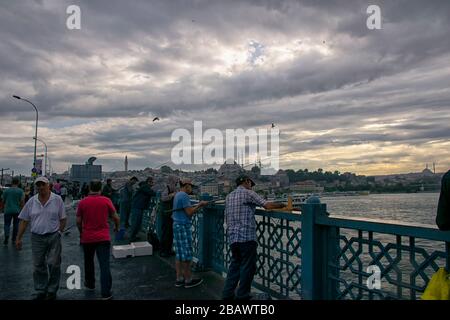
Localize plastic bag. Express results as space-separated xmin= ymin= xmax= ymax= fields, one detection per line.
xmin=421 ymin=268 xmax=450 ymax=300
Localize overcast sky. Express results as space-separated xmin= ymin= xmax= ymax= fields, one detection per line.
xmin=1 ymin=0 xmax=449 ymax=176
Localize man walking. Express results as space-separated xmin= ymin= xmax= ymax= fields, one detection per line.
xmin=159 ymin=175 xmax=178 ymax=257
xmin=119 ymin=176 xmax=138 ymax=229
xmin=2 ymin=177 xmax=25 ymax=245
xmin=436 ymin=169 xmax=450 ymax=230
xmin=172 ymin=178 xmax=208 ymax=288
xmin=76 ymin=180 xmax=120 ymax=300
xmin=16 ymin=176 xmax=66 ymax=300
xmin=222 ymin=175 xmax=284 ymax=300
xmin=128 ymin=177 xmax=156 ymax=242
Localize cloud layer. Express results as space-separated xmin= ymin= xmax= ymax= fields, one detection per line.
xmin=1 ymin=0 xmax=449 ymax=175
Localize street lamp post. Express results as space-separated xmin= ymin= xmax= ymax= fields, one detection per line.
xmin=12 ymin=95 xmax=38 ymax=178
xmin=34 ymin=137 xmax=48 ymax=176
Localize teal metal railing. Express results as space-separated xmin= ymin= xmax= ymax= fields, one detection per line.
xmin=191 ymin=203 xmax=302 ymax=299
xmin=143 ymin=198 xmax=450 ymax=300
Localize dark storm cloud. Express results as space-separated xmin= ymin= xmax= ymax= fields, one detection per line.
xmin=1 ymin=0 xmax=450 ymax=174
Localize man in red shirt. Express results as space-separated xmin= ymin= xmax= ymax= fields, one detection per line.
xmin=76 ymin=180 xmax=120 ymax=300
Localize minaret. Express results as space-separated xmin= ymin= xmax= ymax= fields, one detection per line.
xmin=125 ymin=155 xmax=128 ymax=172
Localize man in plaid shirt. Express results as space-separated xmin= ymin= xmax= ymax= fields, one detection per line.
xmin=222 ymin=175 xmax=285 ymax=300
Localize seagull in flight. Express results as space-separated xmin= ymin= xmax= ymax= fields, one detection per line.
xmin=153 ymin=117 xmax=160 ymax=122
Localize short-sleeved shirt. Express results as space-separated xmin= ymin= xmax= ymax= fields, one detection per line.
xmin=225 ymin=186 xmax=267 ymax=244
xmin=172 ymin=191 xmax=193 ymax=224
xmin=18 ymin=192 xmax=66 ymax=235
xmin=2 ymin=187 xmax=24 ymax=215
xmin=76 ymin=195 xmax=116 ymax=243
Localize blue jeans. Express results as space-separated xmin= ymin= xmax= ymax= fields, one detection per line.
xmin=128 ymin=208 xmax=144 ymax=241
xmin=4 ymin=213 xmax=19 ymax=241
xmin=83 ymin=241 xmax=112 ymax=297
xmin=222 ymin=241 xmax=257 ymax=300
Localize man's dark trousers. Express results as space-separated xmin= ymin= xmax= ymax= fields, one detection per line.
xmin=222 ymin=240 xmax=257 ymax=300
xmin=160 ymin=212 xmax=174 ymax=254
xmin=83 ymin=241 xmax=112 ymax=297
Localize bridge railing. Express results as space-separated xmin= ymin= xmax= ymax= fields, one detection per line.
xmin=192 ymin=203 xmax=303 ymax=300
xmin=144 ymin=198 xmax=450 ymax=300
xmin=315 ymin=208 xmax=450 ymax=300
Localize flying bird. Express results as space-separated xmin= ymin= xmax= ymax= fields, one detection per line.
xmin=271 ymin=123 xmax=275 ymax=128
xmin=153 ymin=117 xmax=160 ymax=122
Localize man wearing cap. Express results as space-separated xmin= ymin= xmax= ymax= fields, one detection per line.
xmin=172 ymin=178 xmax=208 ymax=288
xmin=222 ymin=175 xmax=285 ymax=300
xmin=15 ymin=176 xmax=67 ymax=300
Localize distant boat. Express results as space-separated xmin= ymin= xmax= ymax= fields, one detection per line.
xmin=266 ymin=193 xmax=317 ymax=211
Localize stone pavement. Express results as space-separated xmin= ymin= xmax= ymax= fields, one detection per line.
xmin=0 ymin=206 xmax=225 ymax=300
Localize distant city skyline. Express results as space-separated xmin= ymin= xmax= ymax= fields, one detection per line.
xmin=1 ymin=1 xmax=449 ymax=177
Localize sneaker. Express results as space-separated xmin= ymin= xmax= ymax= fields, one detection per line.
xmin=184 ymin=278 xmax=203 ymax=288
xmin=101 ymin=294 xmax=113 ymax=300
xmin=84 ymin=283 xmax=95 ymax=291
xmin=32 ymin=292 xmax=47 ymax=300
xmin=175 ymin=280 xmax=185 ymax=288
xmin=3 ymin=237 xmax=8 ymax=246
xmin=45 ymin=292 xmax=57 ymax=300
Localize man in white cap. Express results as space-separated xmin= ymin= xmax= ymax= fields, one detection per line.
xmin=16 ymin=176 xmax=67 ymax=300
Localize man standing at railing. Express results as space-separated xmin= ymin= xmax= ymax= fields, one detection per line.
xmin=436 ymin=170 xmax=450 ymax=230
xmin=119 ymin=176 xmax=138 ymax=229
xmin=128 ymin=177 xmax=156 ymax=242
xmin=160 ymin=175 xmax=178 ymax=257
xmin=222 ymin=175 xmax=285 ymax=301
xmin=172 ymin=178 xmax=208 ymax=288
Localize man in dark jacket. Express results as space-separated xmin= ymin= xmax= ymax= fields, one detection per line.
xmin=159 ymin=175 xmax=178 ymax=257
xmin=102 ymin=179 xmax=119 ymax=211
xmin=102 ymin=179 xmax=115 ymax=199
xmin=436 ymin=170 xmax=450 ymax=231
xmin=119 ymin=177 xmax=138 ymax=229
xmin=128 ymin=177 xmax=156 ymax=242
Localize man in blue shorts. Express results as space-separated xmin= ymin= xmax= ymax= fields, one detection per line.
xmin=172 ymin=178 xmax=208 ymax=288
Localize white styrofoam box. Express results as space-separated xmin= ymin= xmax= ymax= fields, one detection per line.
xmin=112 ymin=244 xmax=135 ymax=259
xmin=131 ymin=241 xmax=153 ymax=256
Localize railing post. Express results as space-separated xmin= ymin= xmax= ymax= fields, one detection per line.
xmin=301 ymin=202 xmax=339 ymax=300
xmin=194 ymin=193 xmax=214 ymax=271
